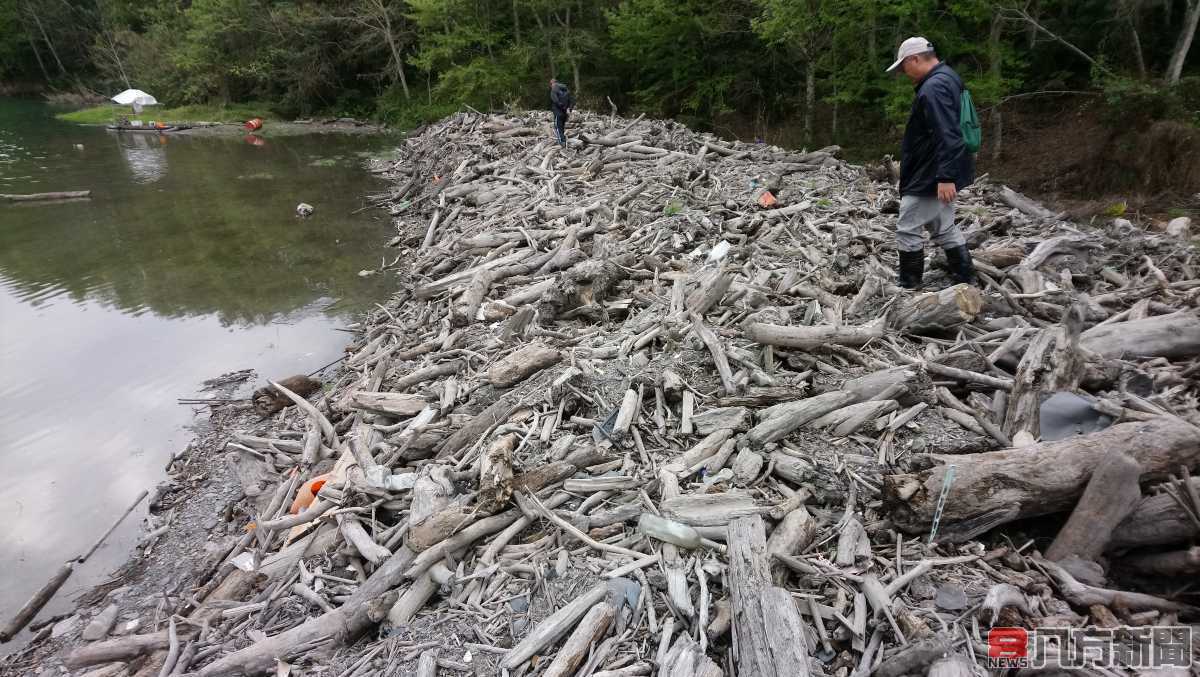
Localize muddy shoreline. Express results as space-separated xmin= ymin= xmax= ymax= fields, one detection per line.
xmin=0 ymin=374 xmax=310 ymax=675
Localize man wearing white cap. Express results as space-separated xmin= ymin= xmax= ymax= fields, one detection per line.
xmin=887 ymin=37 xmax=976 ymax=289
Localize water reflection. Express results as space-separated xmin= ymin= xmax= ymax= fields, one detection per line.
xmin=114 ymin=131 xmax=170 ymax=184
xmin=0 ymin=113 xmax=395 ymax=324
xmin=0 ymin=97 xmax=398 ymax=641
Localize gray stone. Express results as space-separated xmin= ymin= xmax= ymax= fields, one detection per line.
xmin=82 ymin=603 xmax=119 ymax=641
xmin=1166 ymin=216 xmax=1191 ymax=238
xmin=50 ymin=614 xmax=80 ymax=639
xmin=1039 ymin=392 xmax=1112 ymax=441
xmin=509 ymin=595 xmax=528 ymax=613
xmin=1058 ymin=555 xmax=1106 ymax=587
xmin=935 ymin=584 xmax=968 ymax=611
xmin=78 ymin=663 xmax=129 ymax=677
xmin=731 ymin=448 xmax=764 ymax=484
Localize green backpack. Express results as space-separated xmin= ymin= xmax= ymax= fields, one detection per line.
xmin=960 ymin=89 xmax=981 ymax=154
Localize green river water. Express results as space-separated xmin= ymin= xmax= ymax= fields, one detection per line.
xmin=0 ymin=98 xmax=397 ymax=637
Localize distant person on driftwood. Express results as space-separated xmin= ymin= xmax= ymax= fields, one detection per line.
xmin=888 ymin=37 xmax=978 ymax=289
xmin=549 ymin=78 xmax=574 ymax=147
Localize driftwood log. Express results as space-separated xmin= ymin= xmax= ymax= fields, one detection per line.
xmin=727 ymin=515 xmax=812 ymax=677
xmin=1108 ymin=477 xmax=1200 ymax=550
xmin=1043 ymin=452 xmax=1142 ymax=562
xmin=1 ymin=190 xmax=91 ymax=202
xmin=884 ymin=418 xmax=1200 ymax=539
xmin=1079 ymin=310 xmax=1200 ymax=360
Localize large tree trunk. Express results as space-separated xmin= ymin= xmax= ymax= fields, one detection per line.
xmin=727 ymin=515 xmax=812 ymax=677
xmin=1080 ymin=310 xmax=1200 ymax=360
xmin=1166 ymin=0 xmax=1200 ymax=85
xmin=888 ymin=284 xmax=984 ymax=333
xmin=883 ymin=418 xmax=1200 ymax=541
xmin=1108 ymin=477 xmax=1200 ymax=550
xmin=1003 ymin=304 xmax=1083 ymax=439
xmin=1043 ymin=452 xmax=1141 ymax=562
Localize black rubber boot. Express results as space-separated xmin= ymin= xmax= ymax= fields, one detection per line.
xmin=897 ymin=250 xmax=925 ymax=289
xmin=944 ymin=244 xmax=977 ymax=285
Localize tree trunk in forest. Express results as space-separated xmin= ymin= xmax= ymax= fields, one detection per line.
xmin=22 ymin=17 xmax=51 ymax=82
xmin=512 ymin=0 xmax=521 ymax=44
xmin=804 ymin=64 xmax=815 ymax=147
xmin=1166 ymin=0 xmax=1200 ymax=85
xmin=27 ymin=3 xmax=67 ymax=76
xmin=989 ymin=13 xmax=1003 ymax=161
xmin=378 ymin=1 xmax=411 ymax=100
xmin=534 ymin=12 xmax=555 ymax=78
xmin=867 ymin=6 xmax=876 ymax=64
xmin=1122 ymin=0 xmax=1147 ymax=79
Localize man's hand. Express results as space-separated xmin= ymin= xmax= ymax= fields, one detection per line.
xmin=937 ymin=182 xmax=957 ymax=204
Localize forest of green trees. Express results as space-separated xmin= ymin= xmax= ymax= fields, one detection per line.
xmin=2 ymin=0 xmax=1197 ymax=148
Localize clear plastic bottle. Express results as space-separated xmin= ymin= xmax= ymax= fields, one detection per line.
xmin=638 ymin=513 xmax=701 ymax=549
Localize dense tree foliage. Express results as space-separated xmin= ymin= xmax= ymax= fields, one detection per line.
xmin=2 ymin=0 xmax=1197 ymax=144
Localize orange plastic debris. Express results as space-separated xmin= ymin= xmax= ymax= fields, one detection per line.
xmin=289 ymin=473 xmax=332 ymax=514
xmin=757 ymin=189 xmax=777 ymax=208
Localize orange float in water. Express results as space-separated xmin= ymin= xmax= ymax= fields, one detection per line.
xmin=290 ymin=473 xmax=332 ymax=514
xmin=244 ymin=117 xmax=264 ymax=131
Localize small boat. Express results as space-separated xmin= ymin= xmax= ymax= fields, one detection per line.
xmin=105 ymin=124 xmax=192 ymax=133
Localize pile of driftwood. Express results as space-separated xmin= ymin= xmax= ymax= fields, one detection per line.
xmin=59 ymin=110 xmax=1200 ymax=676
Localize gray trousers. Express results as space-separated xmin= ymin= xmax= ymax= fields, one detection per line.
xmin=896 ymin=195 xmax=966 ymax=252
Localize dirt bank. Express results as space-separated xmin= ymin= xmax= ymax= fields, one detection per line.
xmin=980 ymin=97 xmax=1200 ymax=220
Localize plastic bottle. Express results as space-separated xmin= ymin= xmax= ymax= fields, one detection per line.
xmin=638 ymin=513 xmax=701 ymax=549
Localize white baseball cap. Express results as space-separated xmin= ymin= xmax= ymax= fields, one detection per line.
xmin=886 ymin=37 xmax=934 ymax=73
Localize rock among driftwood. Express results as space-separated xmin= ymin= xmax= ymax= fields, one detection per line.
xmin=81 ymin=603 xmax=119 ymax=641
xmin=1165 ymin=216 xmax=1191 ymax=237
xmin=251 ymin=374 xmax=321 ymax=417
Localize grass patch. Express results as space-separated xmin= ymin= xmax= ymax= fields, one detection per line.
xmin=57 ymin=102 xmax=279 ymax=125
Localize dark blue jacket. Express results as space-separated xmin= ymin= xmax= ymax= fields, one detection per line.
xmin=550 ymin=83 xmax=573 ymax=115
xmin=899 ymin=63 xmax=975 ymax=197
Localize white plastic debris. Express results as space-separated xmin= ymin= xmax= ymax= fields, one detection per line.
xmin=383 ymin=471 xmax=418 ymax=492
xmin=707 ymin=239 xmax=731 ymax=263
xmin=296 ymin=202 xmax=314 ymax=217
xmin=230 ymin=551 xmax=257 ymax=572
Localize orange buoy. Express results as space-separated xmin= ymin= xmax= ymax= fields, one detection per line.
xmin=244 ymin=117 xmax=263 ymax=131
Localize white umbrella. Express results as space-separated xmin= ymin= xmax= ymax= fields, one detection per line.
xmin=110 ymin=89 xmax=159 ymax=106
